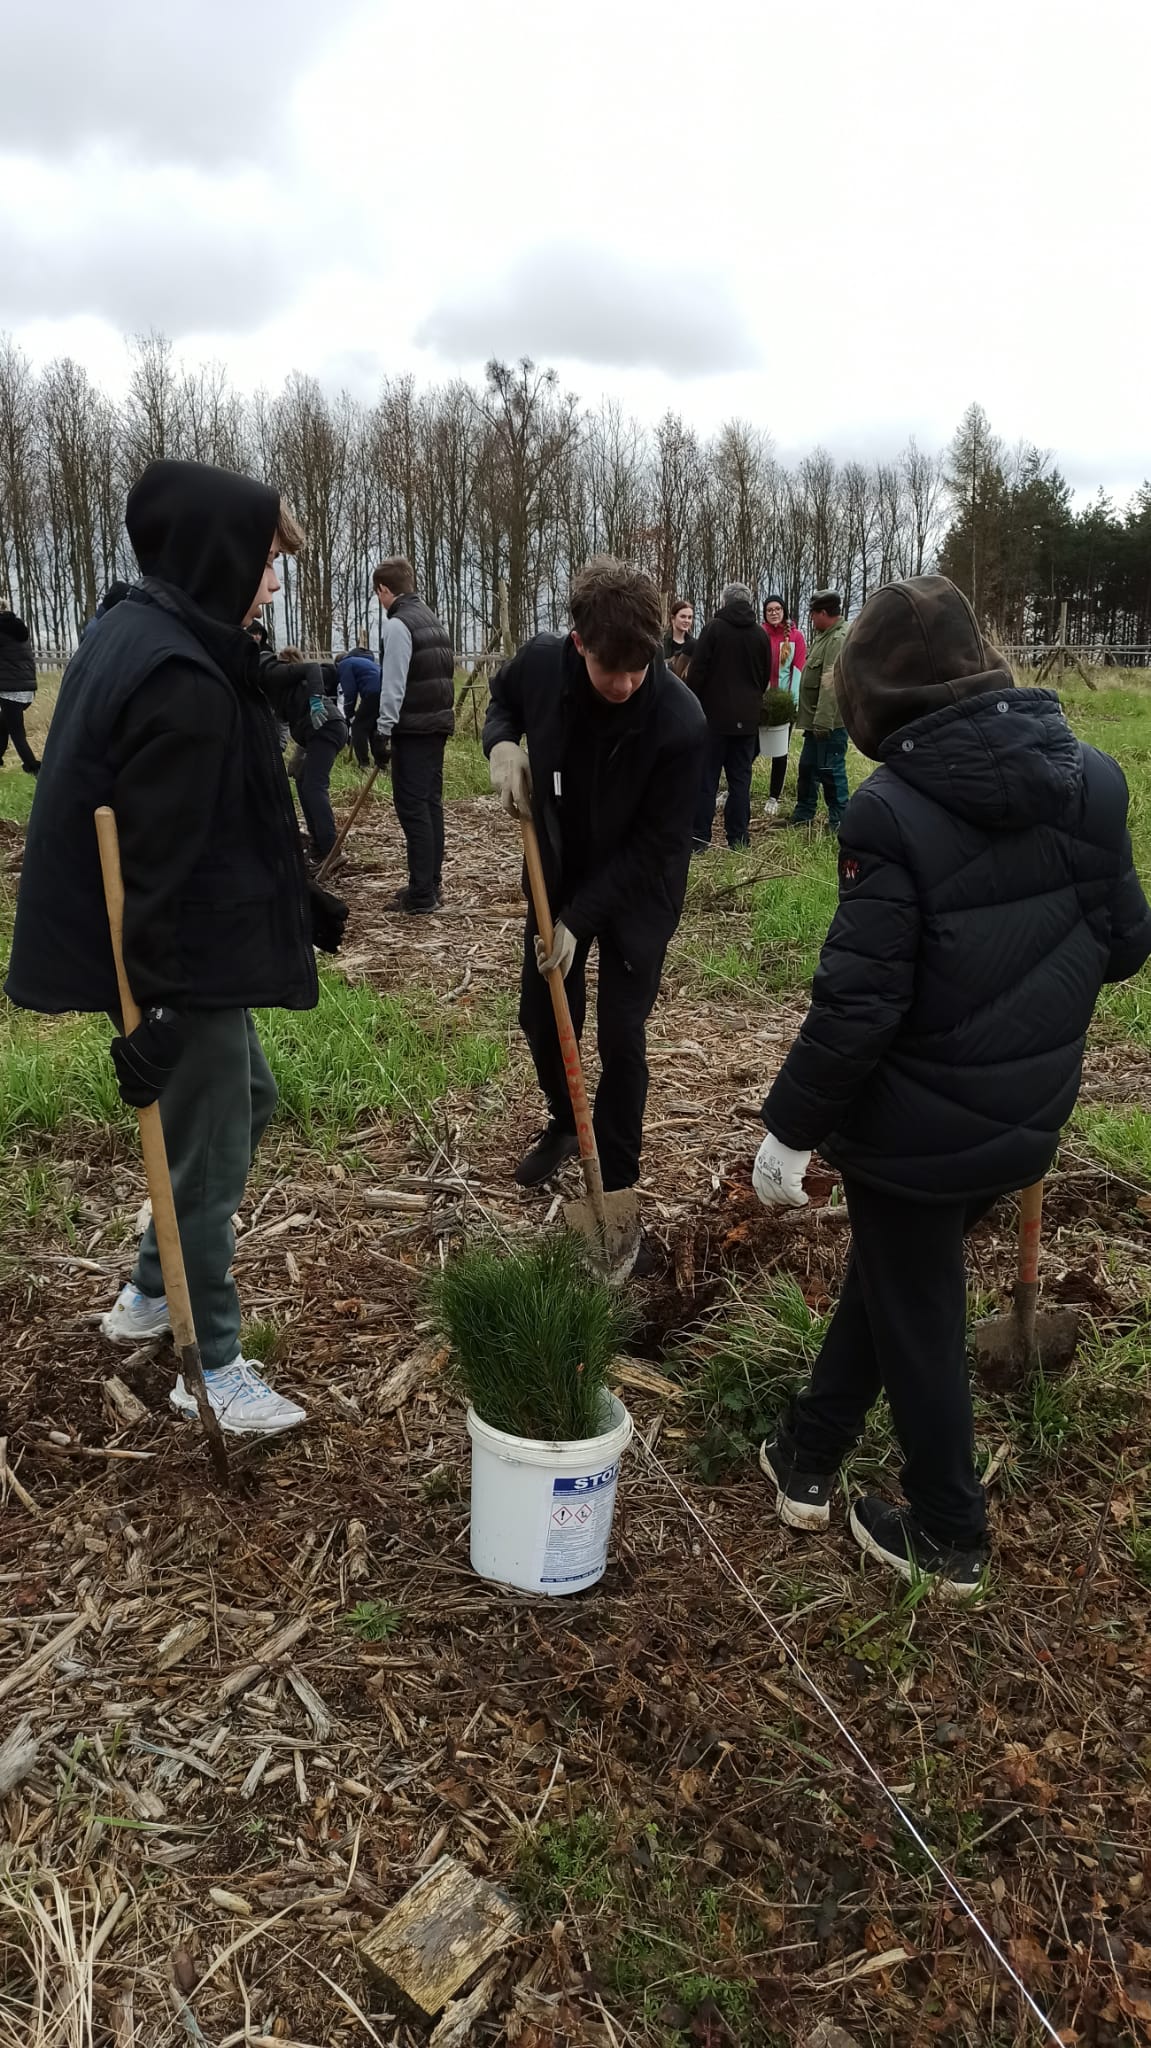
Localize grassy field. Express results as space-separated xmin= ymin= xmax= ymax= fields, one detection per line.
xmin=2 ymin=667 xmax=1151 ymax=2045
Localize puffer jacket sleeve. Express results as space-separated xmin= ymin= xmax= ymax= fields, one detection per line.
xmin=762 ymin=783 xmax=921 ymax=1150
xmin=1104 ymin=828 xmax=1151 ymax=983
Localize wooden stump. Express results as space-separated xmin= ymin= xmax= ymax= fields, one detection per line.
xmin=358 ymin=1855 xmax=521 ymax=2018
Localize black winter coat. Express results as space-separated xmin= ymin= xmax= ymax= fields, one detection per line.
xmin=686 ymin=597 xmax=770 ymax=734
xmin=6 ymin=461 xmax=318 ymax=1017
xmin=483 ymin=634 xmax=707 ymax=966
xmin=764 ymin=687 xmax=1151 ymax=1200
xmin=0 ymin=610 xmax=36 ymax=695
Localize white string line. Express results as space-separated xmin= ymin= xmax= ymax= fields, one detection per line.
xmin=325 ymin=981 xmax=1062 ymax=2042
xmin=1058 ymin=1146 xmax=1150 ymax=1204
xmin=639 ymin=1442 xmax=1062 ymax=2044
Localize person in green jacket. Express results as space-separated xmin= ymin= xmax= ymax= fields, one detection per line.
xmin=786 ymin=590 xmax=850 ymax=830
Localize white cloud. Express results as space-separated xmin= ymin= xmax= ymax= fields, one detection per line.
xmin=2 ymin=0 xmax=1149 ymax=495
xmin=418 ymin=245 xmax=760 ymax=374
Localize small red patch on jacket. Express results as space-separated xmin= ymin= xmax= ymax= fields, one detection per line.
xmin=840 ymin=856 xmax=861 ymax=884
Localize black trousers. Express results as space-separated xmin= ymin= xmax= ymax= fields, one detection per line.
xmin=350 ymin=692 xmax=380 ymax=767
xmin=519 ymin=920 xmax=663 ymax=1191
xmin=769 ymin=749 xmax=789 ymax=800
xmin=296 ymin=721 xmax=346 ymax=856
xmin=783 ymin=1179 xmax=992 ymax=1550
xmin=391 ymin=732 xmax=447 ymax=905
xmin=0 ymin=700 xmax=38 ymax=769
xmin=694 ymin=730 xmax=757 ymax=848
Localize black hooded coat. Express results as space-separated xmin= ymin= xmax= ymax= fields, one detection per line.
xmin=685 ymin=594 xmax=770 ymax=734
xmin=763 ymin=577 xmax=1151 ymax=1200
xmin=6 ymin=460 xmax=318 ymax=1015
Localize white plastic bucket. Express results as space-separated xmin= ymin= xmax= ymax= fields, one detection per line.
xmin=466 ymin=1393 xmax=633 ymax=1596
xmin=759 ymin=721 xmax=792 ymax=759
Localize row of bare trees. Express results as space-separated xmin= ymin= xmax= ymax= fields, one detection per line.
xmin=0 ymin=332 xmax=952 ymax=655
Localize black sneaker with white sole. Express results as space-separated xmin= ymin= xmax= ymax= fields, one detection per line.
xmin=849 ymin=1494 xmax=987 ymax=1597
xmin=759 ymin=1437 xmax=835 ymax=1531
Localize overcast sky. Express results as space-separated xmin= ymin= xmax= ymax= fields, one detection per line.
xmin=2 ymin=0 xmax=1148 ymax=500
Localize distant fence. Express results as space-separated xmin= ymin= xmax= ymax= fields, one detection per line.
xmin=1002 ymin=644 xmax=1151 ymax=670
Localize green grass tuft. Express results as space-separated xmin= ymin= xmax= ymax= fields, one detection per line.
xmin=341 ymin=1599 xmax=404 ymax=1641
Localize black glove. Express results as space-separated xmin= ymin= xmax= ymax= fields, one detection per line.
xmin=110 ymin=1007 xmax=184 ymax=1108
xmin=309 ymin=880 xmax=349 ymax=953
xmin=369 ymin=730 xmax=391 ymax=770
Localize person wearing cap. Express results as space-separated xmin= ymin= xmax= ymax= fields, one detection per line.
xmin=749 ymin=573 xmax=1151 ymax=1594
xmin=761 ymin=595 xmax=807 ymax=815
xmin=784 ymin=591 xmax=849 ymax=831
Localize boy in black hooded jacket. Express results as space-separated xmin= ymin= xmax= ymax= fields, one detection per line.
xmin=7 ymin=460 xmax=347 ymax=1438
xmin=752 ymin=575 xmax=1151 ymax=1592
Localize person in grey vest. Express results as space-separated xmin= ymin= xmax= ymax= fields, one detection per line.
xmin=0 ymin=601 xmax=40 ymax=774
xmin=369 ymin=557 xmax=455 ymax=914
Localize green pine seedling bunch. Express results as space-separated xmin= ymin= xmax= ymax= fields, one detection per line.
xmin=759 ymin=687 xmax=796 ymax=729
xmin=431 ymin=1233 xmax=634 ymax=1442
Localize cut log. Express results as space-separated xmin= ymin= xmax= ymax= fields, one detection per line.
xmin=358 ymin=1854 xmax=520 ymax=2018
xmin=378 ymin=1341 xmax=447 ymax=1416
xmin=0 ymin=1717 xmax=39 ymax=1796
xmin=104 ymin=1376 xmax=150 ymax=1429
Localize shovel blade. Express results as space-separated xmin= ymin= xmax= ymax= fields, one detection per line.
xmin=973 ymin=1306 xmax=1081 ymax=1388
xmin=563 ymin=1188 xmax=641 ymax=1284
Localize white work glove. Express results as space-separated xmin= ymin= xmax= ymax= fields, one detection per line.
xmin=753 ymin=1131 xmax=812 ymax=1209
xmin=489 ymin=740 xmax=533 ymax=818
xmin=535 ymin=921 xmax=578 ymax=980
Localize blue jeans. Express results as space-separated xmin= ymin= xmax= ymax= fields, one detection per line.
xmin=793 ymin=729 xmax=848 ymax=826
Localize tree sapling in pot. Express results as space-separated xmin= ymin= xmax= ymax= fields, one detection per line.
xmin=431 ymin=1234 xmax=637 ymax=1594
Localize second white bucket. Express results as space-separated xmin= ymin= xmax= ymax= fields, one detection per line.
xmin=759 ymin=721 xmax=792 ymax=759
xmin=466 ymin=1393 xmax=633 ymax=1596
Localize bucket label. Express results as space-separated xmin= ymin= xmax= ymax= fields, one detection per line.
xmin=541 ymin=1464 xmax=620 ymax=1585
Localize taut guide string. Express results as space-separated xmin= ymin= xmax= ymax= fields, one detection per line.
xmin=331 ymin=986 xmax=1063 ymax=2042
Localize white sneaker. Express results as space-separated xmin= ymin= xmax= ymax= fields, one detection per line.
xmin=169 ymin=1356 xmax=307 ymax=1437
xmin=763 ymin=797 xmax=780 ymax=818
xmin=101 ymin=1284 xmax=171 ymax=1347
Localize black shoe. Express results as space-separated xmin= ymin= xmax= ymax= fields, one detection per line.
xmin=759 ymin=1438 xmax=835 ymax=1530
xmin=514 ymin=1124 xmax=580 ymax=1188
xmin=849 ymin=1494 xmax=988 ymax=1598
xmin=389 ymin=887 xmax=439 ymax=916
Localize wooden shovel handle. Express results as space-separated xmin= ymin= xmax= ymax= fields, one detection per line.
xmin=1018 ymin=1180 xmax=1044 ymax=1288
xmin=518 ymin=815 xmax=607 ymax=1231
xmin=1014 ymin=1179 xmax=1045 ymax=1354
xmin=94 ymin=808 xmax=229 ymax=1483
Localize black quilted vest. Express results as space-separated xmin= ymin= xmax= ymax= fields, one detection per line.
xmin=389 ymin=592 xmax=455 ymax=737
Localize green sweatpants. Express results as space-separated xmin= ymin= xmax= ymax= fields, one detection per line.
xmin=132 ymin=1010 xmax=278 ymax=1371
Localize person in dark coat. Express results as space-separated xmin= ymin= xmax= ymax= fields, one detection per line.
xmin=6 ymin=459 xmax=349 ymax=1438
xmin=752 ymin=574 xmax=1151 ymax=1592
xmin=0 ymin=602 xmax=40 ymax=773
xmin=81 ymin=580 xmax=131 ymax=640
xmin=687 ymin=581 xmax=771 ymax=848
xmin=259 ymin=644 xmax=347 ymax=862
xmin=336 ymin=644 xmax=382 ymax=763
xmin=368 ymin=558 xmax=455 ymax=914
xmin=483 ymin=555 xmax=706 ymax=1203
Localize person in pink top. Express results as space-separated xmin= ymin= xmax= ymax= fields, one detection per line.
xmin=761 ymin=595 xmax=807 ymax=813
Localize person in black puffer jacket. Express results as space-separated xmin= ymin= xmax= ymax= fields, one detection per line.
xmin=6 ymin=459 xmax=348 ymax=1440
xmin=686 ymin=582 xmax=770 ymax=849
xmin=752 ymin=574 xmax=1151 ymax=1593
xmin=0 ymin=603 xmax=40 ymax=773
